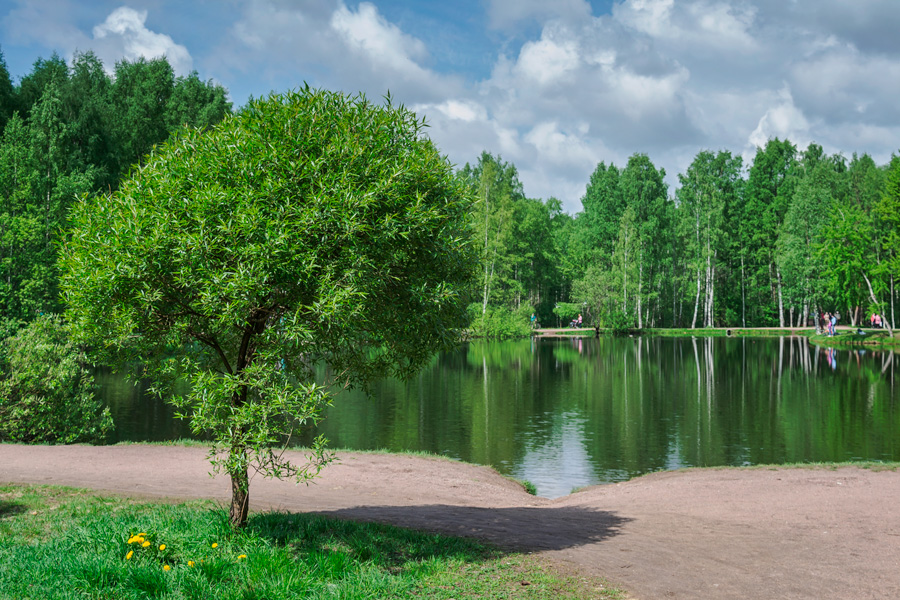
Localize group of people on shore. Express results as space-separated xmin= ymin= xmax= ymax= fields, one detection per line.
xmin=819 ymin=310 xmax=887 ymax=336
xmin=822 ymin=312 xmax=839 ymax=336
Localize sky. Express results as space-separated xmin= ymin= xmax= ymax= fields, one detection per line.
xmin=3 ymin=0 xmax=900 ymax=213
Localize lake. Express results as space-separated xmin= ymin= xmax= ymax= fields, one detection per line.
xmin=98 ymin=336 xmax=900 ymax=498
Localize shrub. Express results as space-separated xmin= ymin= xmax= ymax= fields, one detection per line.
xmin=606 ymin=311 xmax=637 ymax=336
xmin=0 ymin=314 xmax=113 ymax=444
xmin=469 ymin=304 xmax=532 ymax=338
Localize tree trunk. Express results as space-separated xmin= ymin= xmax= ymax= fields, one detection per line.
xmin=863 ymin=272 xmax=893 ymax=336
xmin=741 ymin=255 xmax=746 ymax=327
xmin=691 ymin=264 xmax=701 ymax=329
xmin=637 ymin=246 xmax=644 ymax=330
xmin=776 ymin=266 xmax=785 ymax=327
xmin=481 ymin=181 xmax=491 ymax=315
xmin=891 ymin=275 xmax=897 ymax=330
xmin=622 ymin=234 xmax=628 ymax=316
xmin=229 ymin=462 xmax=249 ymax=528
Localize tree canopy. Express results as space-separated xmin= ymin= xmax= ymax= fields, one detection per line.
xmin=61 ymin=87 xmax=477 ymax=527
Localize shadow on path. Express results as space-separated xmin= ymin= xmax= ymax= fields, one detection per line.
xmin=310 ymin=504 xmax=631 ymax=552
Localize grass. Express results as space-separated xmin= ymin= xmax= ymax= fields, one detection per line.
xmin=808 ymin=329 xmax=900 ymax=348
xmin=717 ymin=460 xmax=900 ymax=472
xmin=645 ymin=327 xmax=809 ymax=337
xmin=0 ymin=484 xmax=625 ymax=600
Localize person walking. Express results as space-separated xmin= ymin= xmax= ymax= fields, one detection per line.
xmin=830 ymin=313 xmax=837 ymax=336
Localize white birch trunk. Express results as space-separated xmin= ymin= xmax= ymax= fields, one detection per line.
xmin=637 ymin=245 xmax=644 ymax=330
xmin=776 ymin=266 xmax=785 ymax=327
xmin=863 ymin=272 xmax=893 ymax=336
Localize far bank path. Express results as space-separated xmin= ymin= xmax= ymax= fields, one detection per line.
xmin=2 ymin=444 xmax=899 ymax=600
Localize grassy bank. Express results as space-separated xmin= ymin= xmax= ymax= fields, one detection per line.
xmin=0 ymin=485 xmax=623 ymax=600
xmin=644 ymin=327 xmax=810 ymax=337
xmin=808 ymin=329 xmax=900 ymax=349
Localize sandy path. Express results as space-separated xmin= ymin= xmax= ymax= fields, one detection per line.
xmin=2 ymin=444 xmax=899 ymax=599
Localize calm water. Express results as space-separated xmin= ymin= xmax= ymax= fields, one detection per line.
xmin=99 ymin=336 xmax=900 ymax=498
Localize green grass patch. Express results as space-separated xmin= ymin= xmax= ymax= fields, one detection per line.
xmin=645 ymin=327 xmax=811 ymax=337
xmin=809 ymin=329 xmax=900 ymax=349
xmin=0 ymin=485 xmax=624 ymax=599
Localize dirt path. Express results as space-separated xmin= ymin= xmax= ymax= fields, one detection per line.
xmin=2 ymin=444 xmax=899 ymax=599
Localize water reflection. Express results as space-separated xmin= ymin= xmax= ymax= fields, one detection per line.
xmin=100 ymin=337 xmax=899 ymax=498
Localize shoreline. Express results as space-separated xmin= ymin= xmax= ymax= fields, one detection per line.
xmin=522 ymin=325 xmax=900 ymax=349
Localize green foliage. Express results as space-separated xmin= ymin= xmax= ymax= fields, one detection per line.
xmin=470 ymin=303 xmax=533 ymax=338
xmin=876 ymin=155 xmax=900 ymax=296
xmin=61 ymin=87 xmax=477 ymax=526
xmin=606 ymin=311 xmax=636 ymax=336
xmin=0 ymin=48 xmax=16 ymax=132
xmin=0 ymin=314 xmax=112 ymax=444
xmin=676 ymin=150 xmax=741 ymax=328
xmin=552 ymin=302 xmax=582 ymax=322
xmin=459 ymin=153 xmax=565 ymax=326
xmin=0 ymin=52 xmax=231 ymax=334
xmin=575 ymin=161 xmax=624 ymax=270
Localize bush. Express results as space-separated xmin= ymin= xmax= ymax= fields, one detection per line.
xmin=0 ymin=315 xmax=113 ymax=444
xmin=606 ymin=311 xmax=637 ymax=336
xmin=469 ymin=304 xmax=533 ymax=338
xmin=552 ymin=302 xmax=582 ymax=324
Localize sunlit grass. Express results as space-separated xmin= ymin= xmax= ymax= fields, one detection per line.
xmin=0 ymin=484 xmax=625 ymax=600
xmin=808 ymin=329 xmax=900 ymax=348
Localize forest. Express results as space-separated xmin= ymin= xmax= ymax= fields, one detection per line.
xmin=0 ymin=50 xmax=230 ymax=338
xmin=1 ymin=50 xmax=899 ymax=339
xmin=463 ymin=141 xmax=899 ymax=335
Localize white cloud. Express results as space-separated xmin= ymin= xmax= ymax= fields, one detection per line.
xmin=748 ymin=87 xmax=811 ymax=149
xmin=514 ymin=36 xmax=580 ymax=86
xmin=428 ymin=99 xmax=488 ymax=123
xmin=212 ymin=0 xmax=462 ymax=104
xmin=92 ymin=7 xmax=193 ymax=75
xmin=330 ymin=2 xmax=428 ymax=75
xmin=614 ymin=0 xmax=674 ymax=37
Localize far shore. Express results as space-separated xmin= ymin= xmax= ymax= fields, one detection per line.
xmin=527 ymin=325 xmax=900 ymax=348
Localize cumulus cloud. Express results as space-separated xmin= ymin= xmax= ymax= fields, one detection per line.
xmin=209 ymin=0 xmax=464 ymax=104
xmin=748 ymin=87 xmax=811 ymax=149
xmin=2 ymin=2 xmax=193 ymax=75
xmin=92 ymin=7 xmax=192 ymax=75
xmin=330 ymin=3 xmax=428 ymax=76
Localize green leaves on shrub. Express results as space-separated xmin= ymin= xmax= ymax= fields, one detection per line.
xmin=0 ymin=314 xmax=112 ymax=443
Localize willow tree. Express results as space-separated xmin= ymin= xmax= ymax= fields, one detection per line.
xmin=60 ymin=88 xmax=477 ymax=527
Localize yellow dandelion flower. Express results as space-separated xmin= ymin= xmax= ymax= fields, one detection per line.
xmin=159 ymin=544 xmax=166 ymax=551
xmin=238 ymin=554 xmax=247 ymax=560
xmin=138 ymin=532 xmax=147 ymax=536
xmin=142 ymin=541 xmax=150 ymax=548
xmin=188 ymin=561 xmax=195 ymax=567
xmin=163 ymin=565 xmax=171 ymax=572
xmin=211 ymin=543 xmax=218 ymax=549
xmin=125 ymin=550 xmax=134 ymax=560
xmin=127 ymin=536 xmax=137 ymax=544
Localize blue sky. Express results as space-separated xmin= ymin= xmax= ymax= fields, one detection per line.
xmin=3 ymin=0 xmax=900 ymax=213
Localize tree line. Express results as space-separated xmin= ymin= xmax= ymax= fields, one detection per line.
xmin=2 ymin=48 xmax=899 ymax=341
xmin=463 ymin=142 xmax=899 ymax=335
xmin=0 ymin=49 xmax=230 ymax=336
